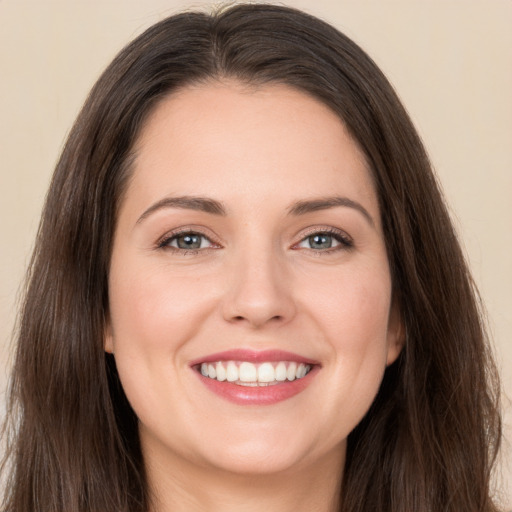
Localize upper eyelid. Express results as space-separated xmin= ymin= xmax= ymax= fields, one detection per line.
xmin=168 ymin=234 xmax=215 ymax=252
xmin=156 ymin=226 xmax=220 ymax=246
xmin=291 ymin=227 xmax=354 ymax=253
xmin=155 ymin=225 xmax=353 ymax=249
xmin=166 ymin=232 xmax=212 ymax=243
xmin=296 ymin=226 xmax=353 ymax=242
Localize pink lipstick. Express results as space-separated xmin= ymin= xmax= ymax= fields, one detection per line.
xmin=190 ymin=349 xmax=320 ymax=405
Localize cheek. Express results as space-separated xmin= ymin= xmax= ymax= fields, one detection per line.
xmin=304 ymin=267 xmax=392 ymax=417
xmin=106 ymin=259 xmax=217 ymax=409
xmin=106 ymin=261 xmax=215 ymax=426
xmin=306 ymin=263 xmax=392 ymax=345
xmin=108 ymin=259 xmax=214 ymax=356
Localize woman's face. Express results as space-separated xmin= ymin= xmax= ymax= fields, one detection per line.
xmin=106 ymin=81 xmax=403 ymax=476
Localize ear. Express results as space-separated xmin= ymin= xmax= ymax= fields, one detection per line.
xmin=386 ymin=296 xmax=405 ymax=366
xmin=104 ymin=314 xmax=114 ymax=354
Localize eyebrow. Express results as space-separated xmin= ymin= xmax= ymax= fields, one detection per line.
xmin=136 ymin=194 xmax=375 ymax=227
xmin=287 ymin=196 xmax=375 ymax=227
xmin=136 ymin=196 xmax=227 ymax=224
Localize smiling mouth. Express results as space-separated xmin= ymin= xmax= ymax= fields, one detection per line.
xmin=196 ymin=360 xmax=313 ymax=386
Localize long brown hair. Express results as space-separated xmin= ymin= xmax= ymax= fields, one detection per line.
xmin=1 ymin=4 xmax=501 ymax=511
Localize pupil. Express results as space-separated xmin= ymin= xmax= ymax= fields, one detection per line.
xmin=310 ymin=234 xmax=332 ymax=249
xmin=178 ymin=234 xmax=201 ymax=249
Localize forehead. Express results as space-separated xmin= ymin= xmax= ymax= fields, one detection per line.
xmin=122 ymin=80 xmax=378 ymax=222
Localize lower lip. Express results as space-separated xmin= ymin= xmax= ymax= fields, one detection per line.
xmin=195 ymin=367 xmax=319 ymax=405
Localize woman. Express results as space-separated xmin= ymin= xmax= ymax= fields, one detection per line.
xmin=0 ymin=3 xmax=502 ymax=511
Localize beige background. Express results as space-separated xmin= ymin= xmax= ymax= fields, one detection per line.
xmin=1 ymin=0 xmax=511 ymax=507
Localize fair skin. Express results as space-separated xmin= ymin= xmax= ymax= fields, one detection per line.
xmin=106 ymin=81 xmax=403 ymax=512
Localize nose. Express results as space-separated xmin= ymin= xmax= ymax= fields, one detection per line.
xmin=221 ymin=249 xmax=297 ymax=329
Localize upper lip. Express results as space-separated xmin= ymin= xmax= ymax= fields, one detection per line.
xmin=189 ymin=349 xmax=320 ymax=367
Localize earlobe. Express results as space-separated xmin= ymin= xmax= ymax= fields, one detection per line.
xmin=386 ymin=333 xmax=404 ymax=366
xmin=104 ymin=318 xmax=115 ymax=354
xmin=104 ymin=336 xmax=114 ymax=354
xmin=386 ymin=300 xmax=405 ymax=366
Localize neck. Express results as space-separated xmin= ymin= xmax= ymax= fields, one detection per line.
xmin=144 ymin=440 xmax=345 ymax=512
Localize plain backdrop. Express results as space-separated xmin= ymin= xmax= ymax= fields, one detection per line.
xmin=1 ymin=0 xmax=511 ymax=507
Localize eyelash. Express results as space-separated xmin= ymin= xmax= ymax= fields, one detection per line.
xmin=156 ymin=227 xmax=353 ymax=255
xmin=291 ymin=227 xmax=354 ymax=255
xmin=156 ymin=229 xmax=219 ymax=255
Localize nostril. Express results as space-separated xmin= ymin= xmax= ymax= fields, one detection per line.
xmin=233 ymin=314 xmax=283 ymax=322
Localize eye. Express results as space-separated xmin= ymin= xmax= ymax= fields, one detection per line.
xmin=295 ymin=230 xmax=353 ymax=251
xmin=158 ymin=231 xmax=215 ymax=251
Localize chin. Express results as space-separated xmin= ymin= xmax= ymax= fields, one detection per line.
xmin=204 ymin=447 xmax=310 ymax=476
xmin=191 ymin=425 xmax=330 ymax=476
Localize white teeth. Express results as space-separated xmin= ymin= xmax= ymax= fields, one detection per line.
xmin=257 ymin=362 xmax=275 ymax=383
xmin=275 ymin=362 xmax=287 ymax=381
xmin=215 ymin=362 xmax=227 ymax=381
xmin=198 ymin=360 xmax=312 ymax=385
xmin=226 ymin=361 xmax=238 ymax=382
xmin=286 ymin=362 xmax=297 ymax=381
xmin=239 ymin=362 xmax=257 ymax=382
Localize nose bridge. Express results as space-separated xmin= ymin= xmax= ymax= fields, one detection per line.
xmin=222 ymin=234 xmax=295 ymax=328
